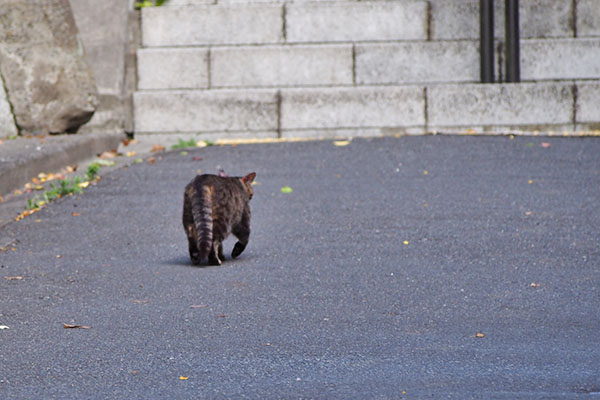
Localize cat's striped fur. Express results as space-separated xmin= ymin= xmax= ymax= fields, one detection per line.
xmin=182 ymin=172 xmax=255 ymax=265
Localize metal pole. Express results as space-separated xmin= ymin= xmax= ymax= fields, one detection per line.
xmin=505 ymin=0 xmax=520 ymax=82
xmin=480 ymin=0 xmax=495 ymax=83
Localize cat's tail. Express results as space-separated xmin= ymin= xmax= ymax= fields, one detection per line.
xmin=192 ymin=185 xmax=213 ymax=260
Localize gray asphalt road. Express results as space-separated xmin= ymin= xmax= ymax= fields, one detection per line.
xmin=1 ymin=136 xmax=599 ymax=399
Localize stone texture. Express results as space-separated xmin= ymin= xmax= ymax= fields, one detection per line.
xmin=428 ymin=83 xmax=574 ymax=128
xmin=280 ymin=86 xmax=425 ymax=130
xmin=134 ymin=89 xmax=278 ymax=133
xmin=211 ymin=45 xmax=353 ymax=88
xmin=0 ymin=79 xmax=17 ymax=137
xmin=355 ymin=41 xmax=479 ymax=85
xmin=138 ymin=48 xmax=209 ymax=90
xmin=521 ymin=39 xmax=600 ymax=80
xmin=0 ymin=0 xmax=98 ymax=134
xmin=430 ymin=0 xmax=573 ymax=40
xmin=286 ymin=1 xmax=428 ymax=43
xmin=578 ymin=0 xmax=600 ymax=37
xmin=142 ymin=4 xmax=283 ymax=46
xmin=576 ymin=83 xmax=600 ymax=124
xmin=70 ymin=0 xmax=129 ymax=96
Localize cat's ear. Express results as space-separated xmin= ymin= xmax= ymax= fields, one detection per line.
xmin=242 ymin=172 xmax=256 ymax=184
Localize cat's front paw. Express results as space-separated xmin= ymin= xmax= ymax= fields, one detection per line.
xmin=231 ymin=242 xmax=247 ymax=258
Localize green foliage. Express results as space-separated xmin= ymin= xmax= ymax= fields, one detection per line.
xmin=171 ymin=138 xmax=198 ymax=149
xmin=135 ymin=0 xmax=167 ymax=8
xmin=25 ymin=177 xmax=83 ymax=211
xmin=86 ymin=163 xmax=101 ymax=181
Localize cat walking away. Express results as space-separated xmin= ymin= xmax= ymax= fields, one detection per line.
xmin=182 ymin=172 xmax=256 ymax=266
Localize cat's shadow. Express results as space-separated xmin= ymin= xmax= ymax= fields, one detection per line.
xmin=165 ymin=255 xmax=253 ymax=269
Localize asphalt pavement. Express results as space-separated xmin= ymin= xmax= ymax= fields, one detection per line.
xmin=0 ymin=135 xmax=599 ymax=398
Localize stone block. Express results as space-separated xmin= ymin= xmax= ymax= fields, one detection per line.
xmin=280 ymin=86 xmax=425 ymax=130
xmin=521 ymin=39 xmax=600 ymax=80
xmin=134 ymin=89 xmax=278 ymax=133
xmin=137 ymin=48 xmax=209 ymax=90
xmin=578 ymin=0 xmax=600 ymax=37
xmin=0 ymin=0 xmax=99 ymax=134
xmin=142 ymin=4 xmax=283 ymax=46
xmin=211 ymin=44 xmax=353 ymax=88
xmin=70 ymin=0 xmax=129 ymax=96
xmin=428 ymin=83 xmax=574 ymax=128
xmin=355 ymin=41 xmax=479 ymax=85
xmin=166 ymin=0 xmax=213 ymax=5
xmin=430 ymin=0 xmax=573 ymax=39
xmin=286 ymin=1 xmax=428 ymax=43
xmin=576 ymin=83 xmax=600 ymax=124
xmin=0 ymin=81 xmax=17 ymax=137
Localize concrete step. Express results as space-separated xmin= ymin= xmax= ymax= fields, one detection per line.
xmin=156 ymin=0 xmax=600 ymax=41
xmin=137 ymin=38 xmax=600 ymax=90
xmin=521 ymin=38 xmax=600 ymax=81
xmin=134 ymin=82 xmax=600 ymax=136
xmin=142 ymin=1 xmax=428 ymax=47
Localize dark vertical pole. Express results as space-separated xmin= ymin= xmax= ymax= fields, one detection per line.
xmin=505 ymin=0 xmax=520 ymax=82
xmin=480 ymin=0 xmax=495 ymax=83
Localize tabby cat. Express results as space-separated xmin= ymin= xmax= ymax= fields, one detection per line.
xmin=182 ymin=172 xmax=256 ymax=265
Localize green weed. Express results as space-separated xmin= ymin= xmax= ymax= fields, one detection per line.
xmin=171 ymin=138 xmax=198 ymax=149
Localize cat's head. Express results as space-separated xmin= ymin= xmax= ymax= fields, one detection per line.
xmin=241 ymin=172 xmax=256 ymax=200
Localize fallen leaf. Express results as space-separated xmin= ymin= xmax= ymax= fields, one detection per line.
xmin=423 ymin=170 xmax=429 ymax=175
xmin=528 ymin=179 xmax=533 ymax=184
xmin=333 ymin=140 xmax=350 ymax=147
xmin=5 ymin=276 xmax=23 ymax=280
xmin=34 ymin=219 xmax=42 ymax=223
xmin=134 ymin=158 xmax=143 ymax=164
xmin=99 ymin=151 xmax=116 ymax=159
xmin=180 ymin=151 xmax=188 ymax=156
xmin=190 ymin=304 xmax=208 ymax=309
xmin=192 ymin=156 xmax=203 ymax=161
xmin=541 ymin=142 xmax=551 ymax=148
xmin=95 ymin=159 xmax=116 ymax=167
xmin=78 ymin=182 xmax=90 ymax=189
xmin=179 ymin=376 xmax=189 ymax=380
xmin=475 ymin=332 xmax=485 ymax=338
xmin=403 ymin=240 xmax=409 ymax=245
xmin=281 ymin=186 xmax=293 ymax=194
xmin=525 ymin=211 xmax=534 ymax=216
xmin=65 ymin=165 xmax=77 ymax=173
xmin=150 ymin=144 xmax=165 ymax=152
xmin=196 ymin=141 xmax=208 ymax=148
xmin=63 ymin=323 xmax=91 ymax=329
xmin=147 ymin=157 xmax=156 ymax=165
xmin=126 ymin=151 xmax=137 ymax=157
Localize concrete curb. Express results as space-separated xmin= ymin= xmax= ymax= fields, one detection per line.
xmin=0 ymin=132 xmax=125 ymax=198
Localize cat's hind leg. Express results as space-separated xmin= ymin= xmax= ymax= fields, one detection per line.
xmin=188 ymin=236 xmax=201 ymax=265
xmin=231 ymin=223 xmax=250 ymax=259
xmin=208 ymin=240 xmax=222 ymax=266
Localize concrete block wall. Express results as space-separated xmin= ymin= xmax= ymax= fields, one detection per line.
xmin=134 ymin=0 xmax=600 ymax=137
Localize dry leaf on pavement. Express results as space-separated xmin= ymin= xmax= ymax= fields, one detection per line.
xmin=63 ymin=323 xmax=92 ymax=329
